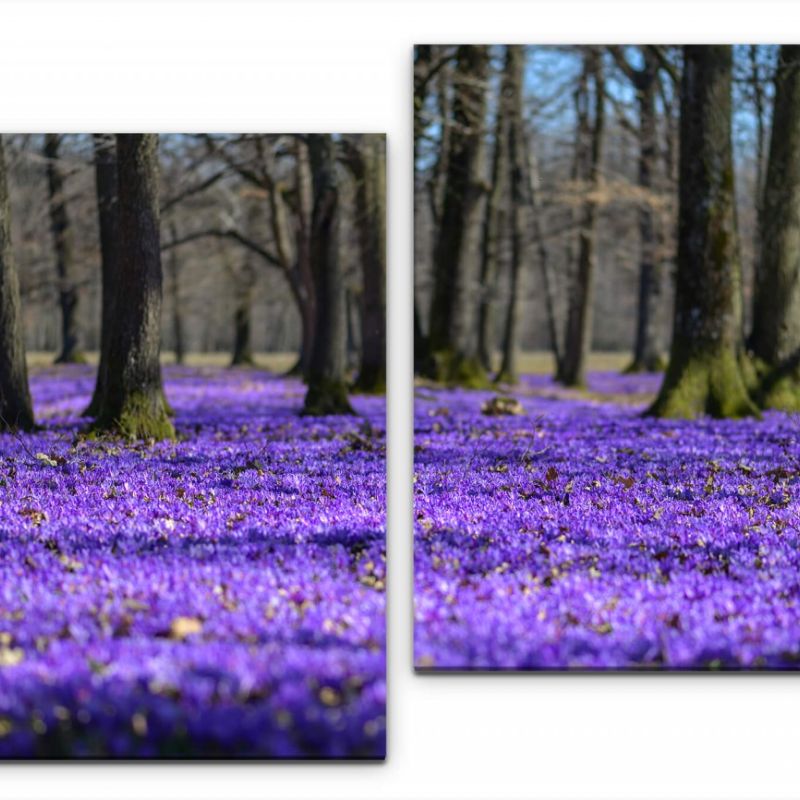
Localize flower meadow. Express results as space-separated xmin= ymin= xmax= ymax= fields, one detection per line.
xmin=0 ymin=366 xmax=386 ymax=758
xmin=415 ymin=371 xmax=800 ymax=670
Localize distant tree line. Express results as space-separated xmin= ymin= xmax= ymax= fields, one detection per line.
xmin=0 ymin=133 xmax=386 ymax=437
xmin=415 ymin=44 xmax=798 ymax=417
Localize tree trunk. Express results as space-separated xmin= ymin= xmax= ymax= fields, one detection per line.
xmin=224 ymin=237 xmax=256 ymax=368
xmin=345 ymin=287 xmax=360 ymax=371
xmin=167 ymin=222 xmax=186 ymax=366
xmin=84 ymin=134 xmax=118 ymax=416
xmin=230 ymin=289 xmax=254 ymax=367
xmin=44 ymin=134 xmax=84 ymax=364
xmin=747 ymin=44 xmax=768 ymax=344
xmin=0 ymin=137 xmax=34 ymax=432
xmin=557 ymin=49 xmax=605 ymax=387
xmin=427 ymin=44 xmax=490 ymax=386
xmin=495 ymin=46 xmax=526 ymax=385
xmin=302 ymin=135 xmax=353 ymax=415
xmin=649 ymin=46 xmax=757 ymax=419
xmin=414 ymin=46 xmax=451 ymax=376
xmin=430 ymin=61 xmax=452 ymax=228
xmin=625 ymin=49 xmax=666 ymax=373
xmin=413 ymin=302 xmax=432 ymax=376
xmin=478 ymin=46 xmax=512 ymax=373
xmin=748 ymin=45 xmax=800 ymax=410
xmin=282 ymin=136 xmax=317 ymax=380
xmin=524 ymin=127 xmax=561 ymax=367
xmin=93 ymin=134 xmax=174 ymax=439
xmin=350 ymin=135 xmax=386 ymax=394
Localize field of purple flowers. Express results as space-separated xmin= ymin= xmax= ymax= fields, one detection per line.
xmin=0 ymin=366 xmax=385 ymax=758
xmin=415 ymin=371 xmax=800 ymax=670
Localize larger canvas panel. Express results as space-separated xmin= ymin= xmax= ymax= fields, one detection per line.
xmin=414 ymin=45 xmax=800 ymax=670
xmin=0 ymin=134 xmax=385 ymax=757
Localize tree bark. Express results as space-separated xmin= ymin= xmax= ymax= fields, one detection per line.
xmin=302 ymin=135 xmax=354 ymax=415
xmin=293 ymin=137 xmax=316 ymax=379
xmin=93 ymin=134 xmax=174 ymax=439
xmin=414 ymin=46 xmax=451 ymax=376
xmin=427 ymin=44 xmax=490 ymax=386
xmin=219 ymin=234 xmax=256 ymax=368
xmin=495 ymin=46 xmax=526 ymax=385
xmin=478 ymin=46 xmax=512 ymax=373
xmin=230 ymin=278 xmax=254 ymax=367
xmin=413 ymin=303 xmax=432 ymax=376
xmin=44 ymin=134 xmax=84 ymax=364
xmin=84 ymin=134 xmax=118 ymax=416
xmin=348 ymin=135 xmax=386 ymax=394
xmin=167 ymin=222 xmax=186 ymax=366
xmin=524 ymin=126 xmax=561 ymax=366
xmin=748 ymin=45 xmax=800 ymax=410
xmin=612 ymin=47 xmax=666 ymax=373
xmin=557 ymin=49 xmax=605 ymax=387
xmin=649 ymin=46 xmax=757 ymax=419
xmin=0 ymin=137 xmax=34 ymax=432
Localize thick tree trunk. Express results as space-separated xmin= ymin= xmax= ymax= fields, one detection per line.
xmin=427 ymin=45 xmax=490 ymax=386
xmin=748 ymin=45 xmax=800 ymax=410
xmin=0 ymin=137 xmax=34 ymax=432
xmin=302 ymin=135 xmax=353 ymax=415
xmin=84 ymin=134 xmax=118 ymax=416
xmin=649 ymin=46 xmax=757 ymax=419
xmin=93 ymin=134 xmax=174 ymax=439
xmin=349 ymin=135 xmax=386 ymax=394
xmin=478 ymin=46 xmax=512 ymax=372
xmin=557 ymin=49 xmax=605 ymax=387
xmin=495 ymin=46 xmax=526 ymax=385
xmin=44 ymin=134 xmax=84 ymax=364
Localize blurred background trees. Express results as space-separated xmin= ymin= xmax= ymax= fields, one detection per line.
xmin=414 ymin=44 xmax=793 ymax=417
xmin=0 ymin=133 xmax=386 ymax=434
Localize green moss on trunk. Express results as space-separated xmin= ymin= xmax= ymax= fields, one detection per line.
xmin=623 ymin=353 xmax=666 ymax=374
xmin=647 ymin=350 xmax=759 ymax=419
xmin=744 ymin=354 xmax=800 ymax=411
xmin=92 ymin=391 xmax=175 ymax=441
xmin=493 ymin=368 xmax=517 ymax=386
xmin=352 ymin=366 xmax=386 ymax=395
xmin=302 ymin=379 xmax=355 ymax=416
xmin=430 ymin=349 xmax=489 ymax=388
xmin=55 ymin=350 xmax=87 ymax=365
xmin=230 ymin=354 xmax=256 ymax=368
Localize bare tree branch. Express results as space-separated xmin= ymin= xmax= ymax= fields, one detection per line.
xmin=647 ymin=45 xmax=680 ymax=84
xmin=161 ymin=168 xmax=229 ymax=214
xmin=161 ymin=227 xmax=282 ymax=269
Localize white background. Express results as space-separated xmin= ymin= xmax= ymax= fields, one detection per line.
xmin=2 ymin=1 xmax=800 ymax=797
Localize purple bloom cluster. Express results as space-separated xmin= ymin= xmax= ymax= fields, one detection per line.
xmin=0 ymin=366 xmax=385 ymax=758
xmin=415 ymin=371 xmax=800 ymax=670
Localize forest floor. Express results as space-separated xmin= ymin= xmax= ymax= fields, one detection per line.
xmin=414 ymin=362 xmax=800 ymax=670
xmin=0 ymin=364 xmax=385 ymax=757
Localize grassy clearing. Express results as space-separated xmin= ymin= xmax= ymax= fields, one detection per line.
xmin=26 ymin=351 xmax=299 ymax=373
xmin=513 ymin=351 xmax=633 ymax=375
